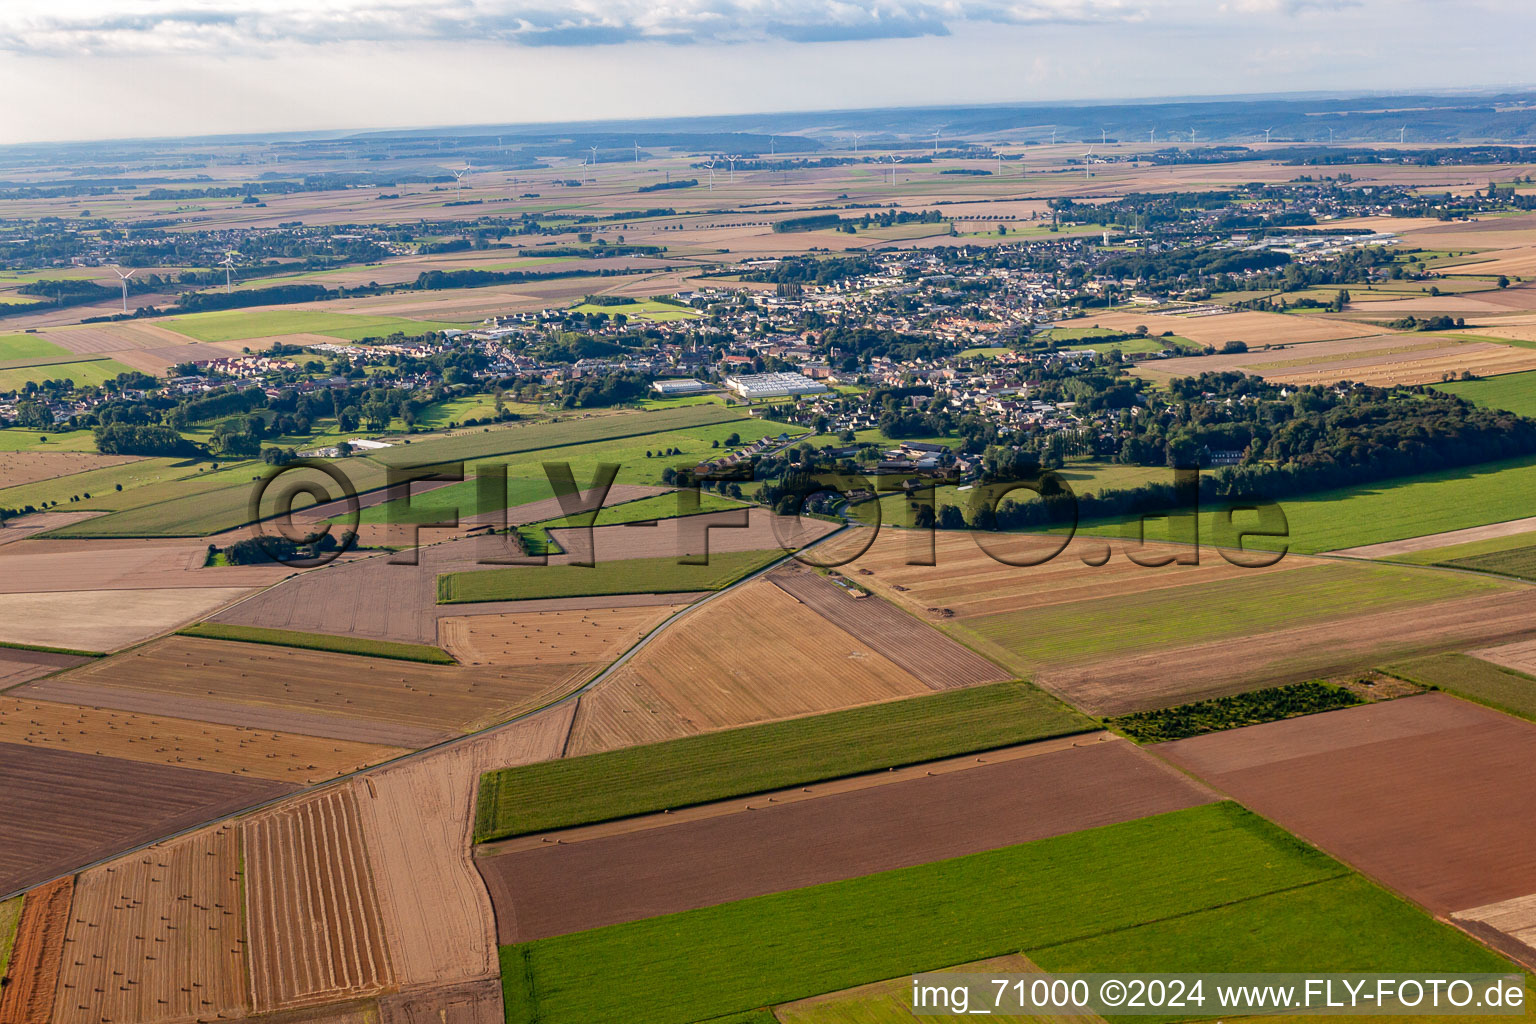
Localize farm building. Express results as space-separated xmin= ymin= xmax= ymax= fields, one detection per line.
xmin=725 ymin=371 xmax=829 ymax=400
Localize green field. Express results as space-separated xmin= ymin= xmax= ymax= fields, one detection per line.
xmin=1081 ymin=453 xmax=1536 ymax=554
xmin=958 ymin=562 xmax=1499 ymax=673
xmin=1384 ymin=529 xmax=1536 ymax=567
xmin=0 ymin=357 xmax=135 ymax=391
xmin=160 ymin=310 xmax=473 ymax=344
xmin=0 ymin=428 xmax=99 ymax=452
xmin=0 ymin=334 xmax=72 ymax=362
xmin=568 ymin=300 xmax=699 ymax=322
xmin=0 ymin=895 xmax=20 ymax=981
xmin=474 ymin=682 xmax=1089 ymax=842
xmin=438 ymin=548 xmax=784 ymax=604
xmin=0 ymin=456 xmax=201 ymax=512
xmin=518 ymin=490 xmax=748 ymax=555
xmin=1385 ymin=652 xmax=1536 ymax=722
xmin=177 ymin=622 xmax=456 ymax=664
xmin=1436 ymin=542 xmax=1536 ymax=581
xmin=1109 ymin=681 xmax=1363 ymax=743
xmin=499 ymin=802 xmax=1509 ymax=1024
xmin=1434 ymin=370 xmax=1536 ymax=417
xmin=413 ymin=394 xmax=548 ymax=429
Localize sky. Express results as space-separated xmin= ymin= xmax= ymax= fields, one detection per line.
xmin=0 ymin=0 xmax=1533 ymax=145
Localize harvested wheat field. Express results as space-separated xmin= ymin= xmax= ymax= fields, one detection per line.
xmin=1157 ymin=693 xmax=1536 ymax=919
xmin=355 ymin=707 xmax=574 ymax=998
xmin=1074 ymin=308 xmax=1382 ymax=347
xmin=0 ymin=539 xmax=290 ymax=593
xmin=477 ymin=733 xmax=1215 ymax=942
xmin=0 ymin=876 xmax=73 ymax=1024
xmin=0 ymin=648 xmax=90 ymax=689
xmin=0 ymin=451 xmax=141 ymax=489
xmin=53 ymin=635 xmax=581 ymax=743
xmin=0 ymin=743 xmax=290 ymax=896
xmin=0 ymin=587 xmax=252 ymax=652
xmin=565 ymin=580 xmax=934 ymax=754
xmin=1467 ymin=637 xmax=1536 ymax=678
xmin=243 ymin=786 xmax=394 ymax=1013
xmin=52 ymin=824 xmax=247 ymax=1024
xmin=437 ymin=603 xmax=682 ymax=668
xmin=0 ymin=695 xmax=404 ymax=782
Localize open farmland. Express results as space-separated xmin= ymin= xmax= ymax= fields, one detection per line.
xmin=0 ymin=743 xmax=289 ymax=896
xmin=356 ymin=707 xmax=575 ymax=1001
xmin=0 ymin=648 xmax=91 ymax=688
xmin=243 ymin=786 xmax=395 ymax=1012
xmin=478 ymin=681 xmax=1090 ymax=841
xmin=0 ymin=537 xmax=291 ymax=594
xmin=1436 ymin=368 xmax=1536 ymax=416
xmin=0 ymin=876 xmax=73 ymax=1024
xmin=1065 ymin=308 xmax=1382 ymax=347
xmin=51 ymin=823 xmax=247 ymax=1024
xmin=0 ymin=587 xmax=253 ymax=652
xmin=479 ymin=735 xmax=1215 ymax=942
xmin=159 ymin=309 xmax=472 ymax=343
xmin=563 ymin=579 xmax=941 ymax=754
xmin=1157 ymin=693 xmax=1536 ymax=958
xmin=0 ymin=693 xmax=407 ymax=781
xmin=0 ymin=450 xmax=142 ymax=490
xmin=765 ymin=562 xmax=1007 ymax=689
xmin=497 ymin=802 xmax=1508 ymax=1024
xmin=437 ymin=603 xmax=680 ymax=668
xmin=1386 ymin=651 xmax=1536 ymax=722
xmin=45 ymin=634 xmax=586 ymax=745
xmin=438 ymin=548 xmax=786 ymax=603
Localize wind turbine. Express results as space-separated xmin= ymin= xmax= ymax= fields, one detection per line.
xmin=727 ymin=155 xmax=738 ymax=182
xmin=634 ymin=141 xmax=640 ymax=165
xmin=1050 ymin=128 xmax=1057 ymax=146
xmin=851 ymin=133 xmax=861 ymax=154
xmin=110 ymin=265 xmax=136 ymax=313
xmin=219 ymin=252 xmax=239 ymax=293
xmin=1101 ymin=128 xmax=1107 ymax=145
xmin=1399 ymin=125 xmax=1407 ymax=144
xmin=932 ymin=129 xmax=941 ymax=155
xmin=1328 ymin=126 xmax=1336 ymax=144
xmin=884 ymin=154 xmax=898 ymax=186
xmin=1083 ymin=147 xmax=1094 ymax=181
xmin=451 ymin=164 xmax=468 ymax=195
xmin=703 ymin=157 xmax=716 ymax=191
xmin=1263 ymin=127 xmax=1273 ymax=143
xmin=1189 ymin=128 xmax=1198 ymax=144
xmin=769 ymin=136 xmax=776 ymax=155
xmin=1148 ymin=127 xmax=1155 ymax=143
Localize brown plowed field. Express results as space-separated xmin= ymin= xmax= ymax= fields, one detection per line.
xmin=478 ymin=734 xmax=1215 ymax=941
xmin=437 ymin=603 xmax=681 ymax=668
xmin=767 ymin=563 xmax=1008 ymax=689
xmin=0 ymin=649 xmax=89 ymax=690
xmin=834 ymin=530 xmax=1314 ymax=621
xmin=0 ymin=587 xmax=254 ymax=652
xmin=55 ymin=635 xmax=577 ymax=740
xmin=0 ymin=539 xmax=289 ymax=593
xmin=1038 ymin=589 xmax=1536 ymax=715
xmin=52 ymin=824 xmax=246 ymax=1024
xmin=564 ymin=580 xmax=933 ymax=755
xmin=0 ymin=694 xmax=405 ymax=782
xmin=0 ymin=744 xmax=291 ymax=896
xmin=1156 ymin=693 xmax=1536 ymax=915
xmin=379 ymin=980 xmax=503 ymax=1024
xmin=0 ymin=876 xmax=73 ymax=1024
xmin=243 ymin=786 xmax=395 ymax=1012
xmin=356 ymin=706 xmax=573 ymax=995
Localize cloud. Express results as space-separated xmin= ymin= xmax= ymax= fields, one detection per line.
xmin=0 ymin=0 xmax=1167 ymax=55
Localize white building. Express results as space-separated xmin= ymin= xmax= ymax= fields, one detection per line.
xmin=651 ymin=378 xmax=710 ymax=396
xmin=724 ymin=371 xmax=829 ymax=401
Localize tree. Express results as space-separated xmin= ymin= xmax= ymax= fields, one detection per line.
xmin=338 ymin=405 xmax=361 ymax=432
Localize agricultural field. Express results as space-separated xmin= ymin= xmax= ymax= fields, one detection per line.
xmin=0 ymin=585 xmax=254 ymax=652
xmin=477 ymin=681 xmax=1090 ymax=841
xmin=478 ymin=735 xmax=1215 ymax=942
xmin=562 ymin=578 xmax=939 ymax=753
xmin=178 ymin=622 xmax=458 ymax=663
xmin=0 ymin=357 xmax=136 ymax=391
xmin=52 ymin=823 xmax=248 ymax=1024
xmin=1157 ymin=693 xmax=1536 ymax=921
xmin=438 ymin=548 xmax=785 ymax=603
xmin=0 ymin=896 xmax=18 ymax=980
xmin=568 ymin=299 xmax=699 ymax=321
xmin=1386 ymin=650 xmax=1536 ymax=722
xmin=437 ymin=602 xmax=680 ymax=669
xmin=0 ymin=743 xmax=289 ymax=895
xmin=243 ymin=786 xmax=396 ymax=1012
xmin=0 ymin=450 xmax=141 ymax=492
xmin=1435 ymin=368 xmax=1536 ymax=416
xmin=0 ymin=876 xmax=73 ymax=1024
xmin=0 ymin=333 xmax=73 ymax=362
xmin=497 ymin=802 xmax=1507 ymax=1024
xmin=158 ymin=309 xmax=473 ymax=343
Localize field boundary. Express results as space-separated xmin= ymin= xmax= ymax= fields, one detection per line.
xmin=177 ymin=622 xmax=457 ymax=664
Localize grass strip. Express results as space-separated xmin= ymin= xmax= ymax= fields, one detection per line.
xmin=177 ymin=622 xmax=456 ymax=664
xmin=1385 ymin=651 xmax=1536 ymax=723
xmin=439 ymin=549 xmax=784 ymax=604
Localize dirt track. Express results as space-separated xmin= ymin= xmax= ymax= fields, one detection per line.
xmin=0 ymin=743 xmax=291 ymax=896
xmin=477 ymin=734 xmax=1215 ymax=942
xmin=1329 ymin=516 xmax=1536 ymax=558
xmin=1156 ymin=693 xmax=1536 ymax=915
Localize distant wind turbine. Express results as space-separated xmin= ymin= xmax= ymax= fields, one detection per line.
xmin=932 ymin=129 xmax=941 ymax=156
xmin=589 ymin=146 xmax=598 ymax=181
xmin=703 ymin=156 xmax=716 ymax=191
xmin=219 ymin=252 xmax=239 ymax=293
xmin=111 ymin=265 xmax=136 ymax=313
xmin=1148 ymin=127 xmax=1155 ymax=143
xmin=1101 ymin=128 xmax=1107 ymax=145
xmin=851 ymin=133 xmax=861 ymax=154
xmin=1263 ymin=127 xmax=1273 ymax=143
xmin=1399 ymin=125 xmax=1407 ymax=144
xmin=884 ymin=154 xmax=898 ymax=185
